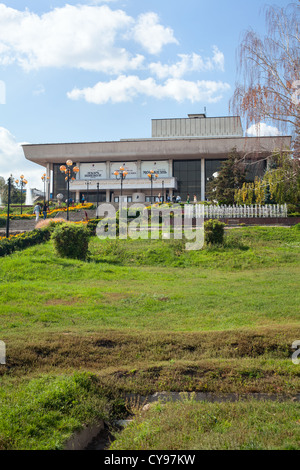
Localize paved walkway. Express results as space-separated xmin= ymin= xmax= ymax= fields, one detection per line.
xmin=0 ymin=209 xmax=97 ymax=235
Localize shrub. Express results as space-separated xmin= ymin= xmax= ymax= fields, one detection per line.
xmin=51 ymin=223 xmax=90 ymax=260
xmin=0 ymin=227 xmax=52 ymax=257
xmin=86 ymin=218 xmax=103 ymax=236
xmin=204 ymin=219 xmax=225 ymax=245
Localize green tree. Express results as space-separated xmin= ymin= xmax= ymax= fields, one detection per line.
xmin=207 ymin=148 xmax=246 ymax=204
xmin=1 ymin=177 xmax=25 ymax=205
xmin=263 ymin=152 xmax=300 ymax=205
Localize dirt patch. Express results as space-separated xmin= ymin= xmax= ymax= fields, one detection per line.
xmin=45 ymin=297 xmax=83 ymax=306
xmin=103 ymin=293 xmax=129 ymax=303
xmin=94 ymin=339 xmax=116 ymax=349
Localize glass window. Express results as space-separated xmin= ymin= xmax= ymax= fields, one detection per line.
xmin=173 ymin=159 xmax=201 ymax=202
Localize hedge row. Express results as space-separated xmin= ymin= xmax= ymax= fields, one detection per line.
xmin=0 ymin=227 xmax=52 ymax=257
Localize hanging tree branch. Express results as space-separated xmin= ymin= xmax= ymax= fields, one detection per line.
xmin=230 ymin=2 xmax=300 ymax=142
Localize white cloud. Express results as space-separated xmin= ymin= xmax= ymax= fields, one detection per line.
xmin=149 ymin=46 xmax=225 ymax=79
xmin=33 ymin=84 xmax=45 ymax=96
xmin=246 ymin=123 xmax=282 ymax=137
xmin=0 ymin=127 xmax=43 ymax=190
xmin=131 ymin=12 xmax=178 ymax=54
xmin=0 ymin=3 xmax=143 ymax=73
xmin=67 ymin=75 xmax=230 ymax=104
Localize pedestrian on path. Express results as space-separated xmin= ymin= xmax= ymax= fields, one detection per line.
xmin=33 ymin=203 xmax=41 ymax=222
xmin=42 ymin=202 xmax=48 ymax=220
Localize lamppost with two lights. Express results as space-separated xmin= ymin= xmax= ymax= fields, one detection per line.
xmin=114 ymin=166 xmax=128 ymax=201
xmin=15 ymin=175 xmax=27 ymax=215
xmin=41 ymin=173 xmax=50 ymax=205
xmin=60 ymin=160 xmax=79 ymax=220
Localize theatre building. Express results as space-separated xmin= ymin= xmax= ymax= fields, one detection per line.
xmin=22 ymin=114 xmax=291 ymax=204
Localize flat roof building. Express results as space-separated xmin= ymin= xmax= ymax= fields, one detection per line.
xmin=22 ymin=114 xmax=291 ymax=203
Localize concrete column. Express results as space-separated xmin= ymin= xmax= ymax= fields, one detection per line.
xmin=76 ymin=190 xmax=80 ymax=203
xmin=106 ymin=161 xmax=110 ymax=179
xmin=168 ymin=159 xmax=173 ymax=177
xmin=137 ymin=160 xmax=141 ymax=178
xmin=106 ymin=189 xmax=110 ymax=203
xmin=46 ymin=163 xmax=51 ymax=201
xmin=201 ymin=158 xmax=205 ymax=201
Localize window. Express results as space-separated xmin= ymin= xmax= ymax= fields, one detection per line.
xmin=173 ymin=160 xmax=202 ymax=202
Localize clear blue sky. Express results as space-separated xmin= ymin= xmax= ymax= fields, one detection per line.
xmin=0 ymin=0 xmax=292 ymax=189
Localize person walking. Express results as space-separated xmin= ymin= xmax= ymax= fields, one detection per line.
xmin=33 ymin=203 xmax=41 ymax=222
xmin=193 ymin=194 xmax=197 ymax=203
xmin=187 ymin=194 xmax=190 ymax=204
xmin=42 ymin=202 xmax=48 ymax=220
xmin=81 ymin=194 xmax=85 ymax=205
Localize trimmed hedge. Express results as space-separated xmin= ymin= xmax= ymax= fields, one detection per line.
xmin=51 ymin=223 xmax=90 ymax=260
xmin=0 ymin=227 xmax=52 ymax=257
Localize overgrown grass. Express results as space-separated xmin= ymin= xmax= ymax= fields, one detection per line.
xmin=110 ymin=398 xmax=300 ymax=450
xmin=0 ymin=226 xmax=299 ymax=449
xmin=89 ymin=225 xmax=300 ymax=269
xmin=0 ymin=372 xmax=125 ymax=450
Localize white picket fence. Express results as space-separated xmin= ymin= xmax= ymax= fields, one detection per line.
xmin=185 ymin=204 xmax=288 ymax=219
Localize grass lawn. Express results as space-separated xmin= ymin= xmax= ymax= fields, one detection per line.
xmin=110 ymin=397 xmax=300 ymax=450
xmin=0 ymin=225 xmax=299 ymax=449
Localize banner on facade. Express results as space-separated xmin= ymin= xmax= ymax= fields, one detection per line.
xmin=141 ymin=161 xmax=169 ymax=178
xmin=110 ymin=162 xmax=138 ymax=179
xmin=80 ymin=163 xmax=107 ymax=180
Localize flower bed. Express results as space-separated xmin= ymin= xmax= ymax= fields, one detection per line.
xmin=0 ymin=203 xmax=94 ymax=221
xmin=0 ymin=227 xmax=52 ymax=257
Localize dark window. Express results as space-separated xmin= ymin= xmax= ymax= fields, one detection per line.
xmin=53 ymin=163 xmax=68 ymax=200
xmin=173 ymin=160 xmax=202 ymax=202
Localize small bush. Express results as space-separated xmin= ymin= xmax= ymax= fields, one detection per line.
xmin=204 ymin=219 xmax=225 ymax=245
xmin=51 ymin=223 xmax=90 ymax=260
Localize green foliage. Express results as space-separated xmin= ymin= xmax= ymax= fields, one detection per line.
xmin=51 ymin=223 xmax=90 ymax=260
xmin=0 ymin=373 xmax=112 ymax=450
xmin=1 ymin=177 xmax=26 ymax=205
xmin=86 ymin=218 xmax=102 ymax=236
xmin=0 ymin=227 xmax=51 ymax=257
xmin=204 ymin=219 xmax=225 ymax=245
xmin=110 ymin=399 xmax=300 ymax=450
xmin=206 ymin=148 xmax=246 ymax=204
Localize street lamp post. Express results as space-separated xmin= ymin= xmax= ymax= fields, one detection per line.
xmin=41 ymin=173 xmax=50 ymax=205
xmin=60 ymin=160 xmax=79 ymax=221
xmin=147 ymin=170 xmax=158 ymax=204
xmin=85 ymin=180 xmax=91 ymax=203
xmin=96 ymin=182 xmax=100 ymax=207
xmin=162 ymin=180 xmax=164 ymax=202
xmin=114 ymin=166 xmax=128 ymax=202
xmin=15 ymin=175 xmax=28 ymax=215
xmin=6 ymin=176 xmax=11 ymax=238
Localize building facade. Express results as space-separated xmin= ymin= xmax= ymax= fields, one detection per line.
xmin=22 ymin=114 xmax=291 ymax=203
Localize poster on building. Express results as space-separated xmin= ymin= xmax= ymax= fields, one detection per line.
xmin=141 ymin=161 xmax=169 ymax=178
xmin=80 ymin=163 xmax=107 ymax=180
xmin=110 ymin=162 xmax=138 ymax=179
